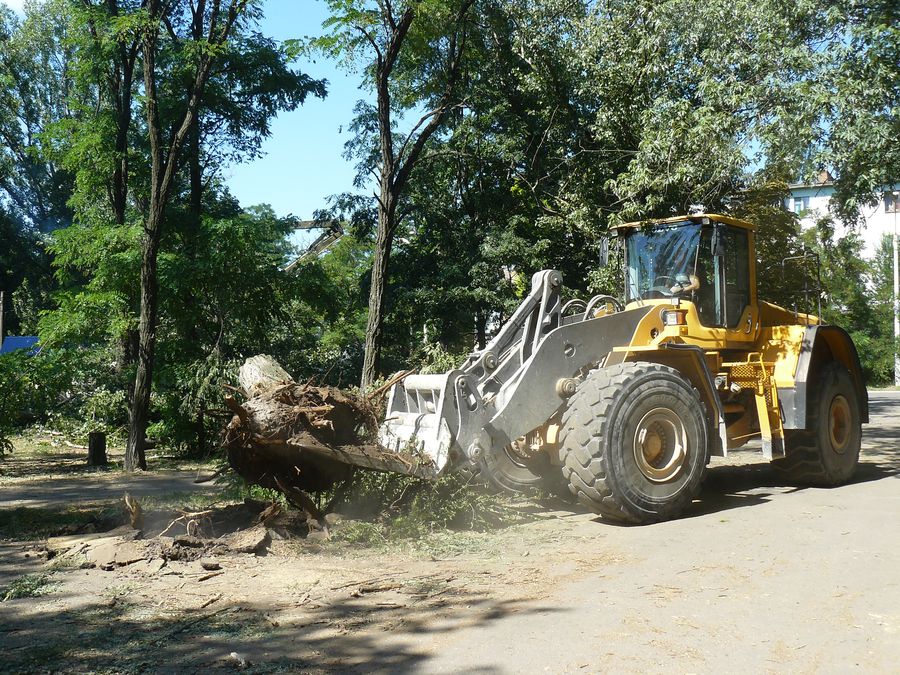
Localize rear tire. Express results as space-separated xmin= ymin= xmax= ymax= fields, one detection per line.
xmin=773 ymin=362 xmax=860 ymax=486
xmin=559 ymin=362 xmax=709 ymax=524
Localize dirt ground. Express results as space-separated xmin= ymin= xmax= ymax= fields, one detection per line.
xmin=1 ymin=392 xmax=899 ymax=674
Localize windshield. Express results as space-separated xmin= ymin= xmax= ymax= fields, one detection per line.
xmin=625 ymin=222 xmax=701 ymax=302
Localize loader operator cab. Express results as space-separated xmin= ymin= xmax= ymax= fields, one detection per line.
xmin=618 ymin=215 xmax=753 ymax=330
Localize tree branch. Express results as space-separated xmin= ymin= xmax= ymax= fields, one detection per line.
xmin=355 ymin=24 xmax=382 ymax=62
xmin=392 ymin=0 xmax=474 ymax=195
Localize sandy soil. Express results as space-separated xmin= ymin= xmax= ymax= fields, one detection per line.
xmin=1 ymin=392 xmax=899 ymax=674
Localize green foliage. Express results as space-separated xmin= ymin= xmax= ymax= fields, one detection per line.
xmin=0 ymin=211 xmax=47 ymax=338
xmin=796 ymin=218 xmax=896 ymax=386
xmin=2 ymin=0 xmax=331 ymax=458
xmin=418 ymin=341 xmax=466 ymax=375
xmin=268 ymin=233 xmax=372 ymax=387
xmin=866 ymin=235 xmax=900 ymax=385
xmin=0 ymin=0 xmax=75 ymax=231
xmin=330 ymin=470 xmax=522 ymax=542
xmin=0 ymin=349 xmax=78 ymax=451
xmin=1 ymin=573 xmax=55 ymax=602
xmin=818 ymin=1 xmax=899 ymax=220
xmin=0 ymin=503 xmax=124 ymax=541
xmin=0 ymin=0 xmax=897 ymax=468
xmin=41 ymin=221 xmax=141 ymax=346
xmin=586 ymin=243 xmax=626 ymax=299
xmin=729 ymin=173 xmax=805 ymax=309
xmin=11 ymin=278 xmax=52 ymax=336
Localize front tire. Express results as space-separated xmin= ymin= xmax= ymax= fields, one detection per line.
xmin=560 ymin=362 xmax=709 ymax=524
xmin=773 ymin=362 xmax=860 ymax=485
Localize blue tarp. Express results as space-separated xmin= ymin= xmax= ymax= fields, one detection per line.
xmin=0 ymin=336 xmax=40 ymax=356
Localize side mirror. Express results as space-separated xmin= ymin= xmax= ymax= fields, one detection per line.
xmin=711 ymin=226 xmax=726 ymax=257
xmin=598 ymin=235 xmax=609 ymax=268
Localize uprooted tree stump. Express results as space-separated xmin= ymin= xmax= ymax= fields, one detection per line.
xmin=221 ymin=356 xmax=377 ymax=506
xmin=221 ymin=356 xmax=440 ymax=530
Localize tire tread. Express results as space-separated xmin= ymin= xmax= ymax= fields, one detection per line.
xmin=560 ymin=362 xmax=706 ymax=524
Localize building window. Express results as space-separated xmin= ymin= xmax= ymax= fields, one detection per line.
xmin=885 ymin=192 xmax=900 ymax=214
xmin=793 ymin=196 xmax=809 ymax=214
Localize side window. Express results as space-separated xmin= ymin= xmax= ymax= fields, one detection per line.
xmin=724 ymin=227 xmax=750 ymax=328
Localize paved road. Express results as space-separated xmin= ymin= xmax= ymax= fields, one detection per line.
xmin=421 ymin=391 xmax=900 ymax=673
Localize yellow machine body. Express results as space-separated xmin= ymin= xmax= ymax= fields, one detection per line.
xmin=605 ymin=213 xmax=868 ymax=460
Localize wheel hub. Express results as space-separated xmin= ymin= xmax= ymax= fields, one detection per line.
xmin=829 ymin=394 xmax=851 ymax=454
xmin=633 ymin=408 xmax=687 ymax=483
xmin=505 ymin=435 xmax=539 ymax=468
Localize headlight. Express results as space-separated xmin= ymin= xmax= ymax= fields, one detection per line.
xmin=662 ymin=309 xmax=687 ymax=326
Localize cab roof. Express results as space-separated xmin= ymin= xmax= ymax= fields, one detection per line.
xmin=610 ymin=213 xmax=756 ymax=234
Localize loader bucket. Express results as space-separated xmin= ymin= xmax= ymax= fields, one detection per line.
xmin=378 ymin=373 xmax=458 ymax=473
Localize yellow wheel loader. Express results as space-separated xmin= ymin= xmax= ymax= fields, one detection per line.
xmin=378 ymin=213 xmax=867 ymax=524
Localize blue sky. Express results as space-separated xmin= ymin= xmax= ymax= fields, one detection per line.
xmin=225 ymin=0 xmax=365 ymax=220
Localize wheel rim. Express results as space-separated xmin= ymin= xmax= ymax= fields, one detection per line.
xmin=633 ymin=407 xmax=687 ymax=483
xmin=829 ymin=394 xmax=852 ymax=454
xmin=504 ymin=443 xmax=532 ymax=469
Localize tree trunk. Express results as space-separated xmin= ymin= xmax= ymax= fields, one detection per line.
xmin=124 ymin=0 xmax=240 ymax=471
xmin=188 ymin=120 xmax=203 ymax=224
xmin=476 ymin=310 xmax=487 ymax=350
xmin=356 ymin=2 xmax=471 ymax=390
xmin=110 ymin=49 xmax=135 ymax=226
xmin=225 ymin=356 xmax=359 ymax=492
xmin=87 ymin=432 xmax=108 ymax=467
xmin=125 ymin=210 xmax=162 ymax=471
xmin=361 ymin=193 xmax=396 ymax=390
xmin=195 ymin=407 xmax=206 ymax=456
xmin=224 ymin=355 xmax=435 ymax=497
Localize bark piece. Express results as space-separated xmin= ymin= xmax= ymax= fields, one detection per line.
xmin=225 ymin=525 xmax=270 ymax=554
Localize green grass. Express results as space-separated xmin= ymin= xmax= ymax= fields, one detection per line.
xmin=136 ymin=490 xmax=230 ymax=512
xmin=145 ymin=451 xmax=219 ymax=473
xmin=4 ymin=431 xmax=220 ymax=475
xmin=314 ymin=516 xmax=542 ymax=558
xmin=10 ymin=435 xmax=57 ymax=455
xmin=1 ymin=572 xmax=56 ymax=601
xmin=307 ymin=471 xmax=541 ymax=556
xmin=0 ymin=433 xmax=121 ymax=484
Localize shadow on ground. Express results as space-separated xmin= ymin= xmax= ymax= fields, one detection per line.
xmin=684 ymin=410 xmax=900 ymax=520
xmin=567 ymin=404 xmax=900 ymax=526
xmin=0 ymin=448 xmax=118 ymax=479
xmin=0 ymin=582 xmax=562 ymax=673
